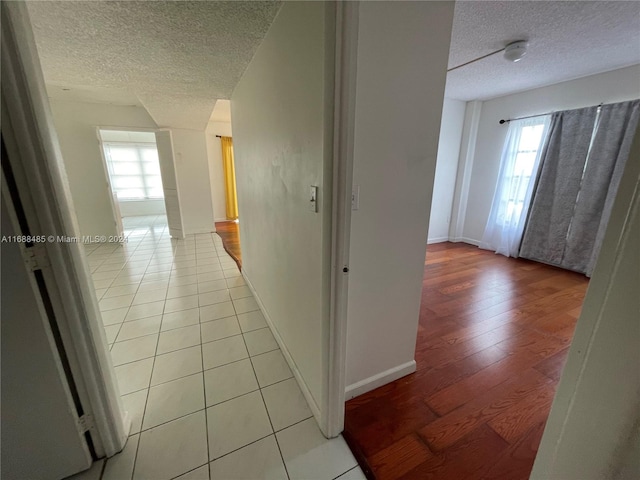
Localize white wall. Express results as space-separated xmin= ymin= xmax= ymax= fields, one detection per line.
xmin=345 ymin=1 xmax=454 ymax=396
xmin=170 ymin=129 xmax=216 ymax=234
xmin=118 ymin=199 xmax=165 ymax=217
xmin=231 ymin=1 xmax=334 ymax=422
xmin=427 ymin=98 xmax=466 ymax=243
xmin=531 ymin=115 xmax=640 ymax=480
xmin=449 ymin=100 xmax=482 ymax=244
xmin=205 ymin=121 xmax=232 ymax=222
xmin=49 ymin=100 xmax=158 ymax=237
xmin=459 ymin=64 xmax=640 ymax=243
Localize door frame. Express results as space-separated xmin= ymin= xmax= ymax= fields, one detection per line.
xmin=1 ymin=1 xmax=127 ymax=458
xmin=95 ymin=125 xmax=168 ymax=236
xmin=325 ymin=0 xmax=359 ymax=437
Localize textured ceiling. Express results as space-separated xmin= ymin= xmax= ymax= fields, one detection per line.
xmin=47 ymin=84 xmax=142 ymax=107
xmin=27 ymin=1 xmax=281 ymax=130
xmin=446 ymin=1 xmax=640 ymax=101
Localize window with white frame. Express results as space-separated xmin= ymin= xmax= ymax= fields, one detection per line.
xmin=500 ymin=121 xmax=548 ymax=224
xmin=103 ymin=143 xmax=164 ymax=200
xmin=479 ymin=115 xmax=551 ymax=257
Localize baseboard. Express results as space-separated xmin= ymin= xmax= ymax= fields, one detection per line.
xmin=121 ymin=410 xmax=132 ymax=438
xmin=241 ymin=271 xmax=324 ymax=430
xmin=184 ymin=227 xmax=216 ymax=235
xmin=450 ymin=236 xmax=481 ymax=246
xmin=345 ymin=360 xmax=417 ymax=400
xmin=427 ymin=236 xmax=449 ymax=244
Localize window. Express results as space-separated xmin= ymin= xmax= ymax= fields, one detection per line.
xmin=501 ymin=122 xmax=548 ymax=224
xmin=104 ymin=143 xmax=164 ymax=200
xmin=479 ymin=116 xmax=551 ymax=257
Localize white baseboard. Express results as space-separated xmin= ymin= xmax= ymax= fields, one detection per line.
xmin=427 ymin=236 xmax=449 ymax=244
xmin=345 ymin=360 xmax=417 ymax=400
xmin=122 ymin=410 xmax=132 ymax=438
xmin=241 ymin=271 xmax=324 ymax=430
xmin=450 ymin=236 xmax=481 ymax=246
xmin=184 ymin=227 xmax=216 ymax=235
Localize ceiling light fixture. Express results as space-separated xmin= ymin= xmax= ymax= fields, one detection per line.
xmin=447 ymin=39 xmax=529 ymax=72
xmin=503 ymin=40 xmax=528 ymax=62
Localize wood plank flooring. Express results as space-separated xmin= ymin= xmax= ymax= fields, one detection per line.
xmin=344 ymin=242 xmax=589 ymax=480
xmin=214 ymin=220 xmax=242 ymax=268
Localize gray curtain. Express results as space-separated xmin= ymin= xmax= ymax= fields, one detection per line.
xmin=519 ymin=107 xmax=599 ymax=266
xmin=520 ymin=100 xmax=640 ymax=275
xmin=566 ymin=100 xmax=640 ymax=275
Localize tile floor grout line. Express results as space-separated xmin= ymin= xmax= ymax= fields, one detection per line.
xmin=198 ymin=307 xmax=212 ymax=474
xmin=129 ymin=234 xmax=168 ymax=480
xmin=332 ymin=465 xmax=361 ymax=480
xmin=168 ymin=462 xmax=209 ymax=480
xmin=208 ymin=432 xmax=274 ymax=465
xmin=240 ymin=327 xmax=292 ymax=480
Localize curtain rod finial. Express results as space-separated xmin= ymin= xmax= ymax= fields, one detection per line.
xmin=499 ymin=119 xmax=508 ymax=125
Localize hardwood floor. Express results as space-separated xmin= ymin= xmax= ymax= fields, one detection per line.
xmin=344 ymin=242 xmax=589 ymax=480
xmin=215 ymin=220 xmax=242 ymax=268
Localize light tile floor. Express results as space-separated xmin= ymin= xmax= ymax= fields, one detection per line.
xmin=72 ymin=215 xmax=364 ymax=480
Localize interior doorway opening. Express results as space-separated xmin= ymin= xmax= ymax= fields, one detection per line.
xmin=98 ymin=129 xmax=167 ymax=237
xmin=215 ymin=134 xmax=242 ymax=269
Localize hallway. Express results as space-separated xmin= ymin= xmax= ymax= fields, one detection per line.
xmin=83 ymin=216 xmax=363 ymax=480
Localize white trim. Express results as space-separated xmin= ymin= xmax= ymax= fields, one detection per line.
xmin=95 ymin=125 xmax=158 ymax=133
xmin=1 ymin=1 xmax=127 ymax=458
xmin=427 ymin=236 xmax=450 ymax=244
xmin=241 ymin=271 xmax=322 ymax=422
xmin=324 ymin=0 xmax=360 ymax=438
xmin=449 ymin=100 xmax=482 ymax=240
xmin=184 ymin=227 xmax=216 ymax=235
xmin=95 ymin=127 xmax=122 ymax=238
xmin=345 ymin=360 xmax=417 ymax=400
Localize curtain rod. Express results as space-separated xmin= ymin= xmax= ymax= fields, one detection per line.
xmin=499 ymin=102 xmax=607 ymax=125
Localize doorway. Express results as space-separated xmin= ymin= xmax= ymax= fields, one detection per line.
xmin=215 ymin=135 xmax=242 ymax=268
xmin=98 ymin=129 xmax=167 ymax=236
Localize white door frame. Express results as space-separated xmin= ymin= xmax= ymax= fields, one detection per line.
xmin=325 ymin=1 xmax=360 ymax=437
xmin=1 ymin=1 xmax=127 ymax=458
xmin=96 ymin=127 xmax=169 ymax=235
xmin=95 ymin=128 xmax=124 ymax=238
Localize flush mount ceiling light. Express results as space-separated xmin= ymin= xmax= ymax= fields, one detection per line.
xmin=447 ymin=39 xmax=530 ymax=72
xmin=503 ymin=40 xmax=528 ymax=62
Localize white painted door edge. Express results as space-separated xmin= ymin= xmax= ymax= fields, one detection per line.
xmin=1 ymin=1 xmax=127 ymax=458
xmin=325 ymin=0 xmax=360 ymax=439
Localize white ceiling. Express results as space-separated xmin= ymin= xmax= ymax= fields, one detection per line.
xmin=46 ymin=84 xmax=142 ymax=107
xmin=27 ymin=1 xmax=281 ymax=130
xmin=28 ymin=1 xmax=640 ymax=120
xmin=446 ymin=1 xmax=640 ymax=101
